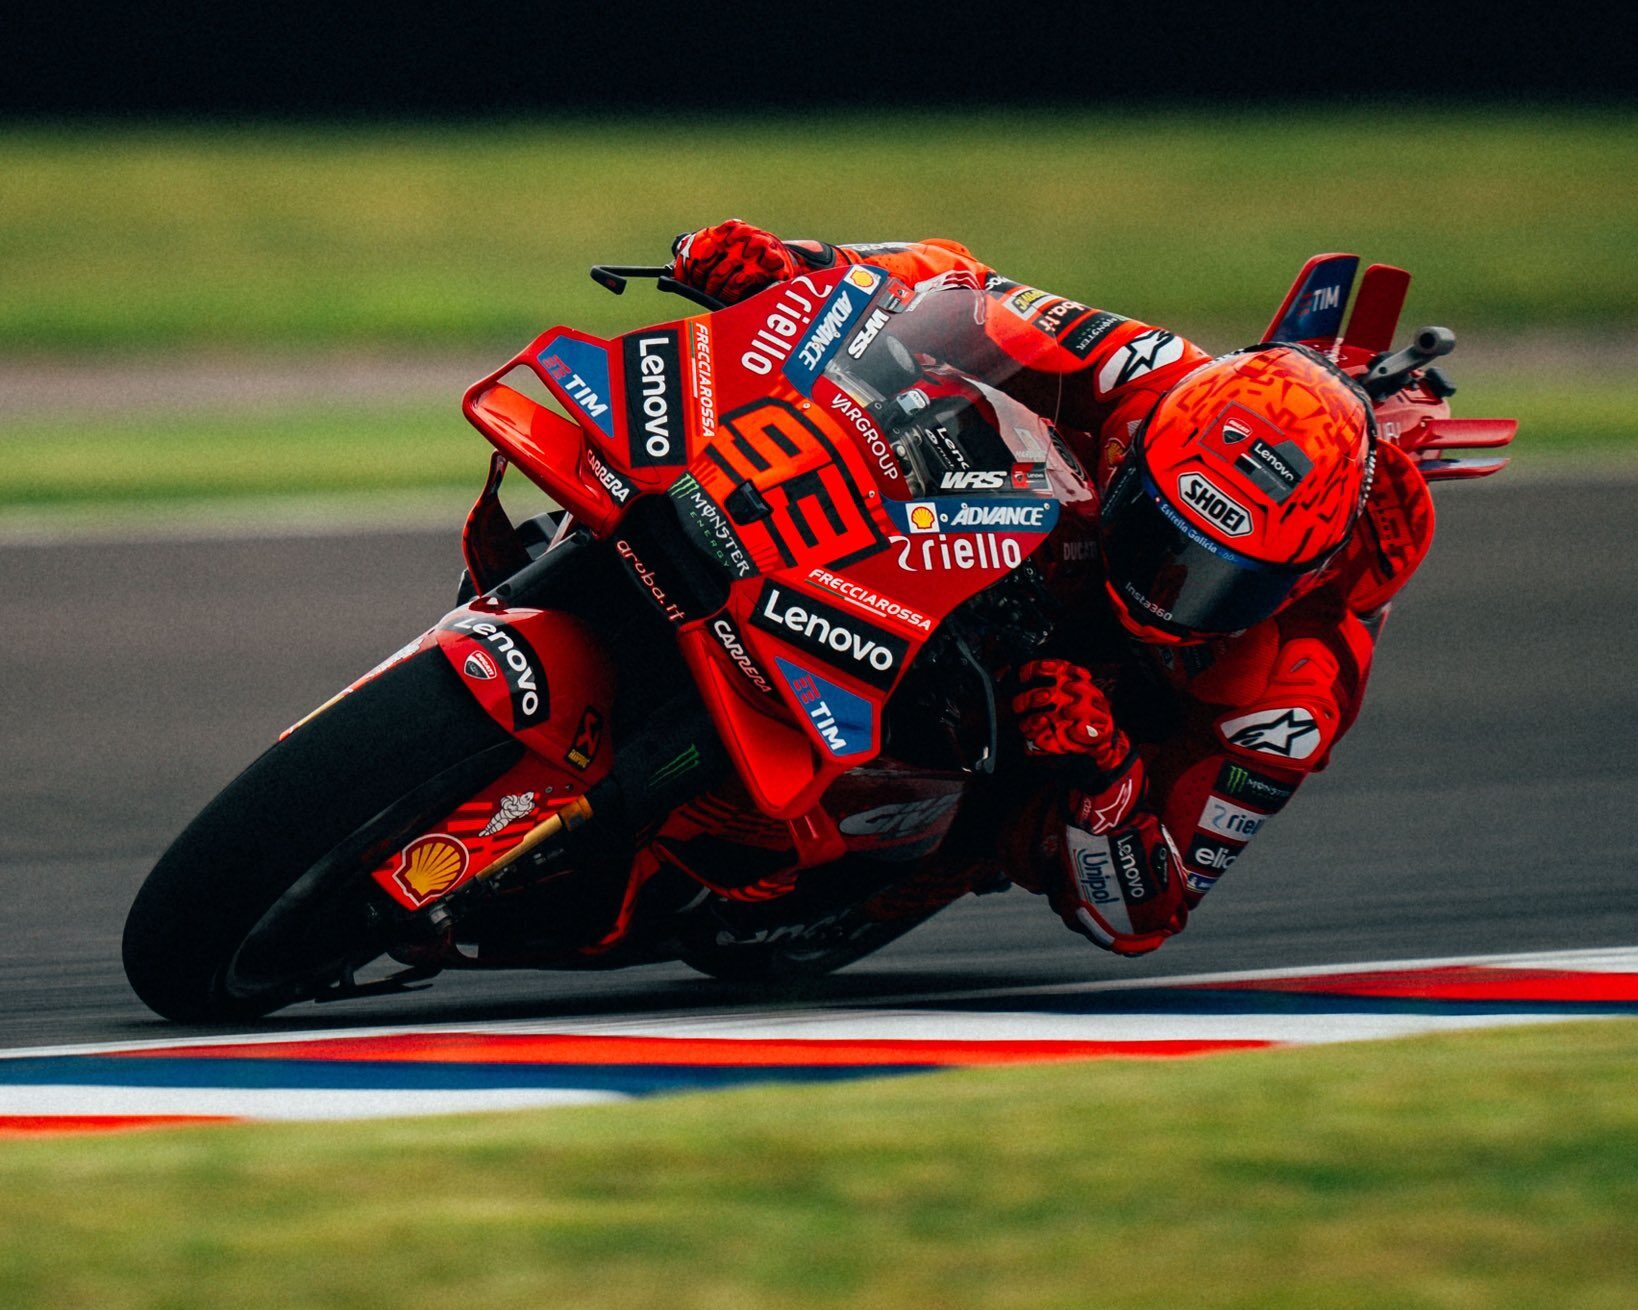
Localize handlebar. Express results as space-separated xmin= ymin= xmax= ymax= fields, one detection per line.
xmin=1362 ymin=325 xmax=1457 ymax=401
xmin=589 ymin=264 xmax=726 ymax=312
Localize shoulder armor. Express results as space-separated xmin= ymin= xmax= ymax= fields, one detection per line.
xmin=1336 ymin=440 xmax=1435 ymax=615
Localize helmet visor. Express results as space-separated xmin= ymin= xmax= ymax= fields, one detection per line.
xmin=1099 ymin=456 xmax=1306 ymax=639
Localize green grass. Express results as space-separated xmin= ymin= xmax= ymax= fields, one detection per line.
xmin=1 ymin=1020 xmax=1634 ymax=1309
xmin=1 ymin=375 xmax=1627 ymax=513
xmin=2 ymin=110 xmax=1635 ymax=350
xmin=0 ymin=404 xmax=474 ymax=506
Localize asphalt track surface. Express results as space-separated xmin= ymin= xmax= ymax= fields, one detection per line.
xmin=4 ymin=474 xmax=1635 ymax=1051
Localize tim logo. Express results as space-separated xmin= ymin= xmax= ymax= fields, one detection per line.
xmin=1298 ymin=285 xmax=1343 ymax=315
xmin=1177 ymin=472 xmax=1252 ymax=537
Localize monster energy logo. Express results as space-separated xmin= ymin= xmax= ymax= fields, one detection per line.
xmin=649 ymin=744 xmax=701 ymax=787
xmin=1219 ymin=762 xmax=1294 ymax=807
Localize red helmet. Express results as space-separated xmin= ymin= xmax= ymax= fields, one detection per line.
xmin=1098 ymin=343 xmax=1375 ymax=644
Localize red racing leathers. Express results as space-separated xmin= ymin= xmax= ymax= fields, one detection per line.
xmin=673 ymin=223 xmax=1435 ymax=956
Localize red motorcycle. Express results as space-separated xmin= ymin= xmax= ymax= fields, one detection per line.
xmin=122 ymin=255 xmax=1512 ymax=1021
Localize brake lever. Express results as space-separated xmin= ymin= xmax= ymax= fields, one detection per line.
xmin=1362 ymin=325 xmax=1456 ymax=401
xmin=588 ymin=265 xmax=726 ymax=312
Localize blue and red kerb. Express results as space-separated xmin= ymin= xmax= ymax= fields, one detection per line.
xmin=5 ymin=956 xmax=1635 ymax=1137
xmin=0 ymin=1036 xmax=1267 ymax=1137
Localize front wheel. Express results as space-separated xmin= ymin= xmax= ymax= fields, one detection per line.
xmin=122 ymin=651 xmax=519 ymax=1022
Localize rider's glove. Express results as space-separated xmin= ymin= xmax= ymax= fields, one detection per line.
xmin=671 ymin=219 xmax=798 ymax=305
xmin=1013 ymin=661 xmax=1183 ymax=954
xmin=1013 ymin=659 xmax=1131 ymax=774
xmin=1015 ymin=658 xmax=1142 ymax=835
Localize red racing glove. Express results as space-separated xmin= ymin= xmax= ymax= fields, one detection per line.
xmin=1013 ymin=659 xmax=1131 ymax=773
xmin=1013 ymin=660 xmax=1186 ymax=955
xmin=671 ymin=219 xmax=799 ymax=305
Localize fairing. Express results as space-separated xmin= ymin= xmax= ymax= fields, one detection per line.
xmin=462 ymin=267 xmax=1082 ymax=817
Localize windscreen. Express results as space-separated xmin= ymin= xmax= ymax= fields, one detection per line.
xmin=820 ymin=280 xmax=1092 ymax=505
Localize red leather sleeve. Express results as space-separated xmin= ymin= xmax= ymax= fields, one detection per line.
xmin=1142 ymin=594 xmax=1376 ymax=905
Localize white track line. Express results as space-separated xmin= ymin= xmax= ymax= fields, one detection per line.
xmin=5 ymin=944 xmax=1632 ymax=1062
xmin=0 ymin=1086 xmax=626 ymax=1121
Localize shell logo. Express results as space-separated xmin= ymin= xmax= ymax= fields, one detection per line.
xmin=846 ymin=266 xmax=880 ymax=291
xmin=392 ymin=834 xmax=471 ymax=905
xmin=907 ymin=502 xmax=939 ymax=533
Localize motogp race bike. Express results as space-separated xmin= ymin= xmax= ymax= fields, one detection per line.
xmin=123 ymin=253 xmax=1513 ymax=1021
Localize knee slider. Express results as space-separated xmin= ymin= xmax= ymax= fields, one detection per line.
xmin=1058 ymin=823 xmax=1185 ymax=956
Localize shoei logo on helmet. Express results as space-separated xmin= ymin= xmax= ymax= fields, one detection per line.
xmin=1177 ymin=472 xmax=1253 ymax=537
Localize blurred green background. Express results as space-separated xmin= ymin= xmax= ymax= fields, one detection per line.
xmin=2 ymin=109 xmax=1634 ymax=511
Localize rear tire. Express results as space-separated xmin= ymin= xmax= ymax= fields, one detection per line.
xmin=122 ymin=651 xmax=518 ymax=1022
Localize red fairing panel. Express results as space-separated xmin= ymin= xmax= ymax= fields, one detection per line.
xmin=461 ymin=265 xmax=1067 ymax=819
xmin=364 ymin=601 xmax=616 ymax=911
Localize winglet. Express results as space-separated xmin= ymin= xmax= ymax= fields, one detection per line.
xmin=1262 ymin=253 xmax=1360 ymax=347
xmin=1340 ymin=264 xmax=1412 ymax=355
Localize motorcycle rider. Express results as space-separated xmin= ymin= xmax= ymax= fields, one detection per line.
xmin=668 ymin=219 xmax=1434 ymax=956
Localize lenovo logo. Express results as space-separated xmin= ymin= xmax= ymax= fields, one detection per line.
xmin=751 ymin=584 xmax=908 ymax=690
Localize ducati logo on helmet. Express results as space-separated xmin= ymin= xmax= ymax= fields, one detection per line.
xmin=1201 ymin=403 xmax=1284 ymax=463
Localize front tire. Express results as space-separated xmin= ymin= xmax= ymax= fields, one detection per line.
xmin=122 ymin=651 xmax=518 ymax=1022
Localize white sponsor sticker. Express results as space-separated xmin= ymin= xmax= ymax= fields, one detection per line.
xmin=1065 ymin=828 xmax=1132 ymax=934
xmin=1176 ymin=471 xmax=1253 ymax=537
xmin=1095 ymin=328 xmax=1186 ymax=396
xmin=1219 ymin=706 xmax=1322 ymax=760
xmin=1201 ymin=794 xmax=1267 ymax=841
xmin=838 ymin=794 xmax=961 ymax=839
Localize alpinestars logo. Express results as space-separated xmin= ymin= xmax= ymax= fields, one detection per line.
xmin=1219 ymin=707 xmax=1321 ymax=759
xmin=1095 ymin=328 xmax=1186 ymax=396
